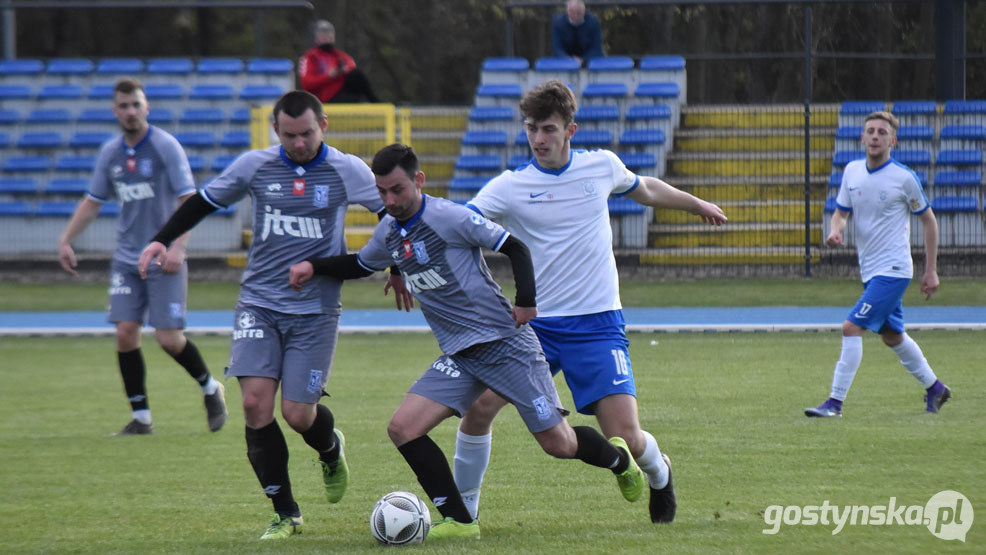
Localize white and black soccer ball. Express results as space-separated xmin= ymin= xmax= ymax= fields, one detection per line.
xmin=370 ymin=491 xmax=431 ymax=545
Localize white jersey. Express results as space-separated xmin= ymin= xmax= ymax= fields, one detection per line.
xmin=836 ymin=158 xmax=929 ymax=283
xmin=468 ymin=149 xmax=638 ymax=317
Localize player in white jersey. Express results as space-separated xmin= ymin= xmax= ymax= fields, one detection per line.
xmin=452 ymin=80 xmax=727 ymax=524
xmin=805 ymin=111 xmax=950 ymax=418
xmin=138 ymin=91 xmax=411 ymax=540
xmin=58 ymin=78 xmax=226 ymax=436
xmin=290 ymin=144 xmax=647 ymax=540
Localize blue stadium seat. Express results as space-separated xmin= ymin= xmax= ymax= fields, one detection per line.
xmin=455 ymin=155 xmax=502 ymax=175
xmin=45 ymin=59 xmax=94 ymax=79
xmin=586 ymin=56 xmax=635 ymax=86
xmin=838 ymin=100 xmax=885 ymax=127
xmin=211 ymin=155 xmax=237 ymax=173
xmin=0 ymin=132 xmax=9 ymax=148
xmin=933 ymin=170 xmax=981 ymax=197
xmin=239 ymin=84 xmax=284 ymax=103
xmin=196 ymin=58 xmax=245 ymax=75
xmin=936 ymin=149 xmax=982 ymax=167
xmin=0 ymin=108 xmax=20 ymax=126
xmin=146 ymin=58 xmax=193 ymax=76
xmin=0 ymin=201 xmax=33 ymax=216
xmin=475 ymin=84 xmax=523 ymax=107
xmin=24 ymin=108 xmax=72 ymax=126
xmin=571 ymin=129 xmax=614 ymax=149
xmin=188 ymin=84 xmax=235 ymax=102
xmin=18 ymin=132 xmax=63 ymax=149
xmin=480 ymin=57 xmax=530 ymax=86
xmin=77 ymin=108 xmax=117 ymax=127
xmin=896 ymin=125 xmax=933 ymax=144
xmin=575 ymin=105 xmax=619 ymax=130
xmin=625 ymin=104 xmax=672 ymax=137
xmin=619 ymin=129 xmax=666 ymax=174
xmin=891 ymin=100 xmax=937 ymax=126
xmin=618 ymin=152 xmax=657 ymax=173
xmin=55 ymin=155 xmax=97 ymax=173
xmin=468 ymin=106 xmax=517 ymax=134
xmin=44 ymin=178 xmax=89 ymax=195
xmin=832 ymin=150 xmax=865 ymax=167
xmin=943 ymin=99 xmax=986 ymax=125
xmin=608 ymin=197 xmax=646 ymax=215
xmin=892 ymin=150 xmax=930 ymax=167
xmin=632 ymin=82 xmax=680 ymax=125
xmin=0 ymin=59 xmax=43 ymax=79
xmin=507 ymin=154 xmax=530 ymax=169
xmin=230 ymin=107 xmax=251 ymax=124
xmin=638 ymin=55 xmax=687 ymax=103
xmin=2 ymin=156 xmax=51 ymax=173
xmin=0 ymin=84 xmax=33 ymax=107
xmin=37 ymin=84 xmax=84 ymax=103
xmin=462 ymin=130 xmax=508 ymax=147
xmin=828 ymin=172 xmax=843 ymax=189
xmin=940 ymin=124 xmax=986 ymax=150
xmin=68 ymin=131 xmax=112 ymax=149
xmin=174 ymin=131 xmax=216 ymax=148
xmin=220 ymin=130 xmax=251 ymax=149
xmin=187 ymin=155 xmax=205 ymax=173
xmin=835 ymin=126 xmax=862 ymax=150
xmin=145 ymin=83 xmax=184 ymax=100
xmin=147 ymin=108 xmax=175 ymax=126
xmin=531 ymin=57 xmax=580 ymax=89
xmin=36 ymin=201 xmax=78 ymax=217
xmin=447 ymin=176 xmax=490 ymax=202
xmin=87 ymin=83 xmax=115 ymax=101
xmin=95 ymin=58 xmax=144 ymax=75
xmin=931 ymin=195 xmax=979 ymax=246
xmin=246 ymin=58 xmax=294 ymax=74
xmin=583 ymin=82 xmax=629 ymax=102
xmin=0 ymin=177 xmax=39 ymax=194
xmin=180 ymin=108 xmax=225 ymax=126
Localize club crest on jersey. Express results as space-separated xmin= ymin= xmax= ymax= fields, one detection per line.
xmin=582 ymin=179 xmax=597 ymax=197
xmin=402 ymin=240 xmax=413 ymax=259
xmin=314 ymin=185 xmax=329 ymax=208
xmin=412 ymin=241 xmax=429 ymax=264
xmin=910 ymin=199 xmax=921 ymax=210
xmin=470 ymin=214 xmax=486 ymax=225
xmin=307 ymin=370 xmax=324 ymax=393
xmin=532 ymin=395 xmax=552 ymax=420
xmin=293 ymin=179 xmax=305 ymax=196
xmin=880 ymin=191 xmax=887 ymax=201
xmin=238 ymin=312 xmax=256 ymax=328
xmin=126 ymin=157 xmax=137 ymax=172
xmin=139 ymin=158 xmax=153 ymax=177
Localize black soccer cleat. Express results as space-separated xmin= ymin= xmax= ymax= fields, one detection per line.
xmin=649 ymin=453 xmax=676 ymax=523
xmin=114 ymin=419 xmax=153 ymax=436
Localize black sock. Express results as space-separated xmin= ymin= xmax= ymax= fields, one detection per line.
xmin=301 ymin=403 xmax=339 ymax=464
xmin=169 ymin=339 xmax=210 ymax=385
xmin=246 ymin=421 xmax=299 ymax=517
xmin=397 ymin=435 xmax=472 ymax=523
xmin=118 ymin=348 xmax=148 ymax=411
xmin=573 ymin=426 xmax=628 ymax=474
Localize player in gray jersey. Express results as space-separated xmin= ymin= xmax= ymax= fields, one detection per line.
xmin=137 ymin=91 xmax=410 ymax=540
xmin=289 ymin=144 xmax=647 ymax=540
xmin=58 ymin=78 xmax=226 ymax=436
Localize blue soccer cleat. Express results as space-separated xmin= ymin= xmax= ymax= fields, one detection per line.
xmin=924 ymin=382 xmax=952 ymax=413
xmin=804 ymin=398 xmax=842 ymax=418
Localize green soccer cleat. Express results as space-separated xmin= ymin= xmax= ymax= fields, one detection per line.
xmin=319 ymin=429 xmax=349 ymax=503
xmin=428 ymin=516 xmax=480 ymax=540
xmin=259 ymin=513 xmax=303 ymax=540
xmin=610 ymin=436 xmax=645 ymax=502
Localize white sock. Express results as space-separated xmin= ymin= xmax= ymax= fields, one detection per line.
xmin=453 ymin=430 xmax=492 ymax=520
xmin=201 ymin=376 xmax=219 ymax=395
xmin=636 ymin=430 xmax=669 ymax=489
xmin=132 ymin=409 xmax=152 ymax=425
xmin=891 ymin=334 xmax=938 ymax=388
xmin=830 ymin=336 xmax=863 ymax=401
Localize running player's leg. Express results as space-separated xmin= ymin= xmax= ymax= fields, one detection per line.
xmin=108 ymin=261 xmax=152 ymax=434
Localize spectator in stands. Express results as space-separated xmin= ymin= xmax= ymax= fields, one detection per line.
xmin=57 ymin=77 xmax=227 ymax=436
xmin=298 ymin=19 xmax=380 ymax=103
xmin=552 ymin=0 xmax=604 ymax=66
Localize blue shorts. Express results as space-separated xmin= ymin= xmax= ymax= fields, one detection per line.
xmin=530 ymin=310 xmax=634 ymax=415
xmin=846 ymin=276 xmax=910 ymax=334
xmin=107 ymin=259 xmax=187 ymax=329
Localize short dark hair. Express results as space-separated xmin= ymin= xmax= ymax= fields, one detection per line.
xmin=273 ymin=90 xmax=324 ymax=121
xmin=114 ymin=77 xmax=144 ymax=95
xmin=372 ymin=143 xmax=419 ymax=177
xmin=520 ymin=79 xmax=578 ymax=126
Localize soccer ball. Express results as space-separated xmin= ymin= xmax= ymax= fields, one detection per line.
xmin=370 ymin=491 xmax=431 ymax=545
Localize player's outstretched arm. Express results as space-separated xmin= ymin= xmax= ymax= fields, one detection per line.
xmin=58 ymin=198 xmax=102 ymax=276
xmin=292 ymin=254 xmax=374 ymax=292
xmin=496 ymin=234 xmax=537 ymax=328
xmin=627 ymin=176 xmax=727 ymax=225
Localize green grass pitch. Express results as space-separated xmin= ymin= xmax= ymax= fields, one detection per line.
xmin=1 ymin=331 xmax=982 ymax=553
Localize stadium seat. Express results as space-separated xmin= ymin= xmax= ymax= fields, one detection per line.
xmin=468 ymin=106 xmax=517 ymax=134
xmin=0 ymin=59 xmax=43 ymax=82
xmin=575 ymin=105 xmax=619 ymax=131
xmin=624 ymin=104 xmax=673 ymax=144
xmin=571 ymin=129 xmax=614 ymax=149
xmin=939 ymin=124 xmax=986 ymax=150
xmin=480 ymin=57 xmax=530 ymax=86
xmin=943 ymin=99 xmax=986 ymax=126
xmin=146 ymin=58 xmax=193 ymax=80
xmin=87 ymin=83 xmax=115 ymax=102
xmin=24 ymin=108 xmax=72 ymax=128
xmin=77 ymin=108 xmax=117 ymax=130
xmin=638 ymin=55 xmax=687 ymax=104
xmin=2 ymin=155 xmax=50 ymax=174
xmin=633 ymin=82 xmax=680 ymax=126
xmin=838 ymin=100 xmax=885 ymax=127
xmin=834 ymin=126 xmax=862 ymax=150
xmin=619 ymin=129 xmax=666 ymax=175
xmin=832 ymin=150 xmax=865 ymax=167
xmin=211 ymin=154 xmax=237 ymax=173
xmin=188 ymin=84 xmax=235 ymax=105
xmin=44 ymin=59 xmax=94 ymax=84
xmin=36 ymin=201 xmax=79 ymax=217
xmin=44 ymin=178 xmax=89 ymax=195
xmin=512 ymin=129 xmax=530 ymax=158
xmin=239 ymin=84 xmax=284 ymax=104
xmin=0 ymin=108 xmax=20 ymax=127
xmin=475 ymin=84 xmax=523 ymax=107
xmin=220 ymin=130 xmax=251 ymax=149
xmin=454 ymin=154 xmax=502 ymax=177
xmin=174 ymin=131 xmax=217 ymax=149
xmin=891 ymin=100 xmax=937 ymax=127
xmin=147 ymin=108 xmax=176 ymax=126
xmin=586 ymin=56 xmax=635 ymax=86
xmin=531 ymin=57 xmax=581 ymax=90
xmin=179 ymin=108 xmax=225 ymax=129
xmin=18 ymin=132 xmax=63 ymax=149
xmin=0 ymin=201 xmax=33 ymax=216
xmin=618 ymin=152 xmax=658 ymax=174
xmin=607 ymin=197 xmax=651 ymax=248
xmin=230 ymin=107 xmax=252 ymax=125
xmin=447 ymin=176 xmax=490 ymax=202
xmin=892 ymin=150 xmax=930 ymax=167
xmin=936 ymin=149 xmax=982 ymax=169
xmin=931 ymin=195 xmax=979 ymax=246
xmin=460 ymin=130 xmax=508 ymax=156
xmin=896 ymin=125 xmax=934 ymax=150
xmin=245 ymin=58 xmax=294 ymax=87
xmin=68 ymin=131 xmax=112 ymax=150
xmin=36 ymin=84 xmax=85 ymax=109
xmin=0 ymin=84 xmax=34 ymax=110
xmin=933 ymin=170 xmax=982 ymax=198
xmin=94 ymin=58 xmax=144 ymax=76
xmin=507 ymin=154 xmax=530 ymax=169
xmin=583 ymin=82 xmax=629 ymax=106
xmin=0 ymin=177 xmax=39 ymax=194
xmin=0 ymin=131 xmax=9 ymax=148
xmin=145 ymin=84 xmax=185 ymax=110
xmin=55 ymin=155 xmax=97 ymax=173
xmin=187 ymin=155 xmax=205 ymax=174
xmin=196 ymin=58 xmax=245 ymax=85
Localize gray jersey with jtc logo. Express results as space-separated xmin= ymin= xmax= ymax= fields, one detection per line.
xmin=357 ymin=194 xmax=518 ymax=355
xmin=202 ymin=143 xmax=383 ymax=315
xmin=88 ymin=126 xmax=196 ymax=265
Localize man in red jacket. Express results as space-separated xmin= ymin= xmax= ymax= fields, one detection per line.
xmin=298 ymin=19 xmax=379 ymax=103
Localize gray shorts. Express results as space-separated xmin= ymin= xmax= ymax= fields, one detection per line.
xmin=107 ymin=259 xmax=187 ymax=329
xmin=408 ymin=328 xmax=566 ymax=433
xmin=226 ymin=303 xmax=340 ymax=404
